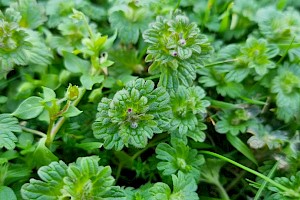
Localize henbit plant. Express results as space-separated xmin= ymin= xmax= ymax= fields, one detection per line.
xmin=156 ymin=139 xmax=205 ymax=181
xmin=2 ymin=0 xmax=300 ymax=200
xmin=92 ymin=78 xmax=172 ymax=150
xmin=169 ymin=85 xmax=210 ymax=143
xmin=143 ymin=11 xmax=213 ymax=90
xmin=21 ymin=156 xmax=126 ymax=199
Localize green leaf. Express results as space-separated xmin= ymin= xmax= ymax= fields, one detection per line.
xmin=42 ymin=87 xmax=56 ymax=102
xmin=268 ymin=171 xmax=300 ymax=199
xmin=0 ymin=131 xmax=18 ymax=150
xmin=93 ymin=78 xmax=172 ymax=150
xmin=226 ymin=133 xmax=258 ymax=165
xmin=156 ymin=140 xmax=204 ymax=181
xmin=143 ymin=13 xmax=213 ymax=89
xmin=62 ymin=105 xmax=82 ymax=118
xmin=63 ymin=51 xmax=90 ymax=74
xmin=12 ymin=96 xmax=44 ymax=119
xmin=62 ymin=156 xmax=124 ymax=199
xmin=0 ymin=114 xmax=21 ymax=133
xmin=22 ymin=156 xmax=125 ymax=199
xmin=80 ymin=74 xmax=104 ymax=90
xmin=109 ymin=10 xmax=149 ymax=44
xmin=30 ymin=138 xmax=58 ymax=168
xmin=150 ymin=172 xmax=199 ymax=200
xmin=21 ymin=160 xmax=68 ymax=200
xmin=17 ymin=0 xmax=47 ymax=29
xmin=0 ymin=114 xmax=21 ymax=150
xmin=75 ymin=142 xmax=103 ymax=151
xmin=0 ymin=186 xmax=17 ymax=200
xmin=25 ymin=30 xmax=53 ymax=65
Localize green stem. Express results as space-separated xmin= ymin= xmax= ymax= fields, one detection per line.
xmin=173 ymin=0 xmax=181 ymax=14
xmin=47 ymin=88 xmax=86 ymax=147
xmin=276 ymin=36 xmax=295 ymax=65
xmin=215 ymin=182 xmax=230 ymax=200
xmin=83 ymin=16 xmax=95 ymax=41
xmin=21 ymin=126 xmax=46 ymax=138
xmin=115 ymin=163 xmax=123 ymax=184
xmin=199 ymin=151 xmax=298 ymax=196
xmin=144 ymin=74 xmax=160 ymax=80
xmin=46 ymin=119 xmax=55 ymax=147
xmin=254 ymin=162 xmax=279 ymax=200
xmin=204 ymin=58 xmax=239 ymax=67
xmin=225 ymin=170 xmax=247 ymax=191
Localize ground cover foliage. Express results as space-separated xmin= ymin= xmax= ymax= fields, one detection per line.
xmin=1 ymin=0 xmax=300 ymax=199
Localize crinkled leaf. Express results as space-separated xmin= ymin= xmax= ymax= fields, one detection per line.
xmin=21 ymin=160 xmax=67 ymax=200
xmin=16 ymin=0 xmax=47 ymax=29
xmin=0 ymin=186 xmax=17 ymax=200
xmin=0 ymin=131 xmax=18 ymax=150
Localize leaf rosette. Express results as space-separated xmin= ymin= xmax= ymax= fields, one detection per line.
xmin=271 ymin=63 xmax=300 ymax=122
xmin=21 ymin=156 xmax=125 ymax=199
xmin=155 ymin=139 xmax=204 ymax=181
xmin=169 ymin=85 xmax=209 ymax=143
xmin=93 ymin=78 xmax=172 ymax=150
xmin=143 ymin=12 xmax=213 ymax=90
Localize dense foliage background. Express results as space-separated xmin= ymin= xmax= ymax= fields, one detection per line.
xmin=1 ymin=0 xmax=300 ymax=199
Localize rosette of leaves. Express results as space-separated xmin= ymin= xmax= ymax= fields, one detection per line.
xmin=271 ymin=63 xmax=300 ymax=122
xmin=92 ymin=78 xmax=172 ymax=150
xmin=109 ymin=0 xmax=153 ymax=44
xmin=255 ymin=7 xmax=300 ymax=61
xmin=0 ymin=8 xmax=31 ymax=79
xmin=169 ymin=85 xmax=210 ymax=143
xmin=143 ymin=12 xmax=213 ymax=90
xmin=198 ymin=65 xmax=245 ymax=98
xmin=267 ymin=171 xmax=300 ymax=200
xmin=215 ymin=107 xmax=257 ymax=136
xmin=155 ymin=139 xmax=205 ymax=181
xmin=21 ymin=156 xmax=125 ymax=199
xmin=240 ymin=37 xmax=279 ymax=77
xmin=256 ymin=7 xmax=300 ymax=42
xmin=149 ymin=171 xmax=199 ymax=200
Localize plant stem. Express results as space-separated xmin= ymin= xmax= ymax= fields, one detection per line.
xmin=215 ymin=182 xmax=230 ymax=200
xmin=199 ymin=151 xmax=298 ymax=196
xmin=115 ymin=163 xmax=123 ymax=184
xmin=276 ymin=36 xmax=295 ymax=65
xmin=144 ymin=74 xmax=160 ymax=80
xmin=21 ymin=126 xmax=46 ymax=138
xmin=254 ymin=162 xmax=279 ymax=200
xmin=46 ymin=119 xmax=55 ymax=147
xmin=47 ymin=88 xmax=86 ymax=147
xmin=204 ymin=58 xmax=239 ymax=67
xmin=225 ymin=170 xmax=247 ymax=191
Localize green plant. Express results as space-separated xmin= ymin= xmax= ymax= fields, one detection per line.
xmin=1 ymin=0 xmax=300 ymax=199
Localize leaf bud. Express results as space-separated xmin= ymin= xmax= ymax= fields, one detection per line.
xmin=179 ymin=39 xmax=186 ymax=46
xmin=66 ymin=84 xmax=79 ymax=101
